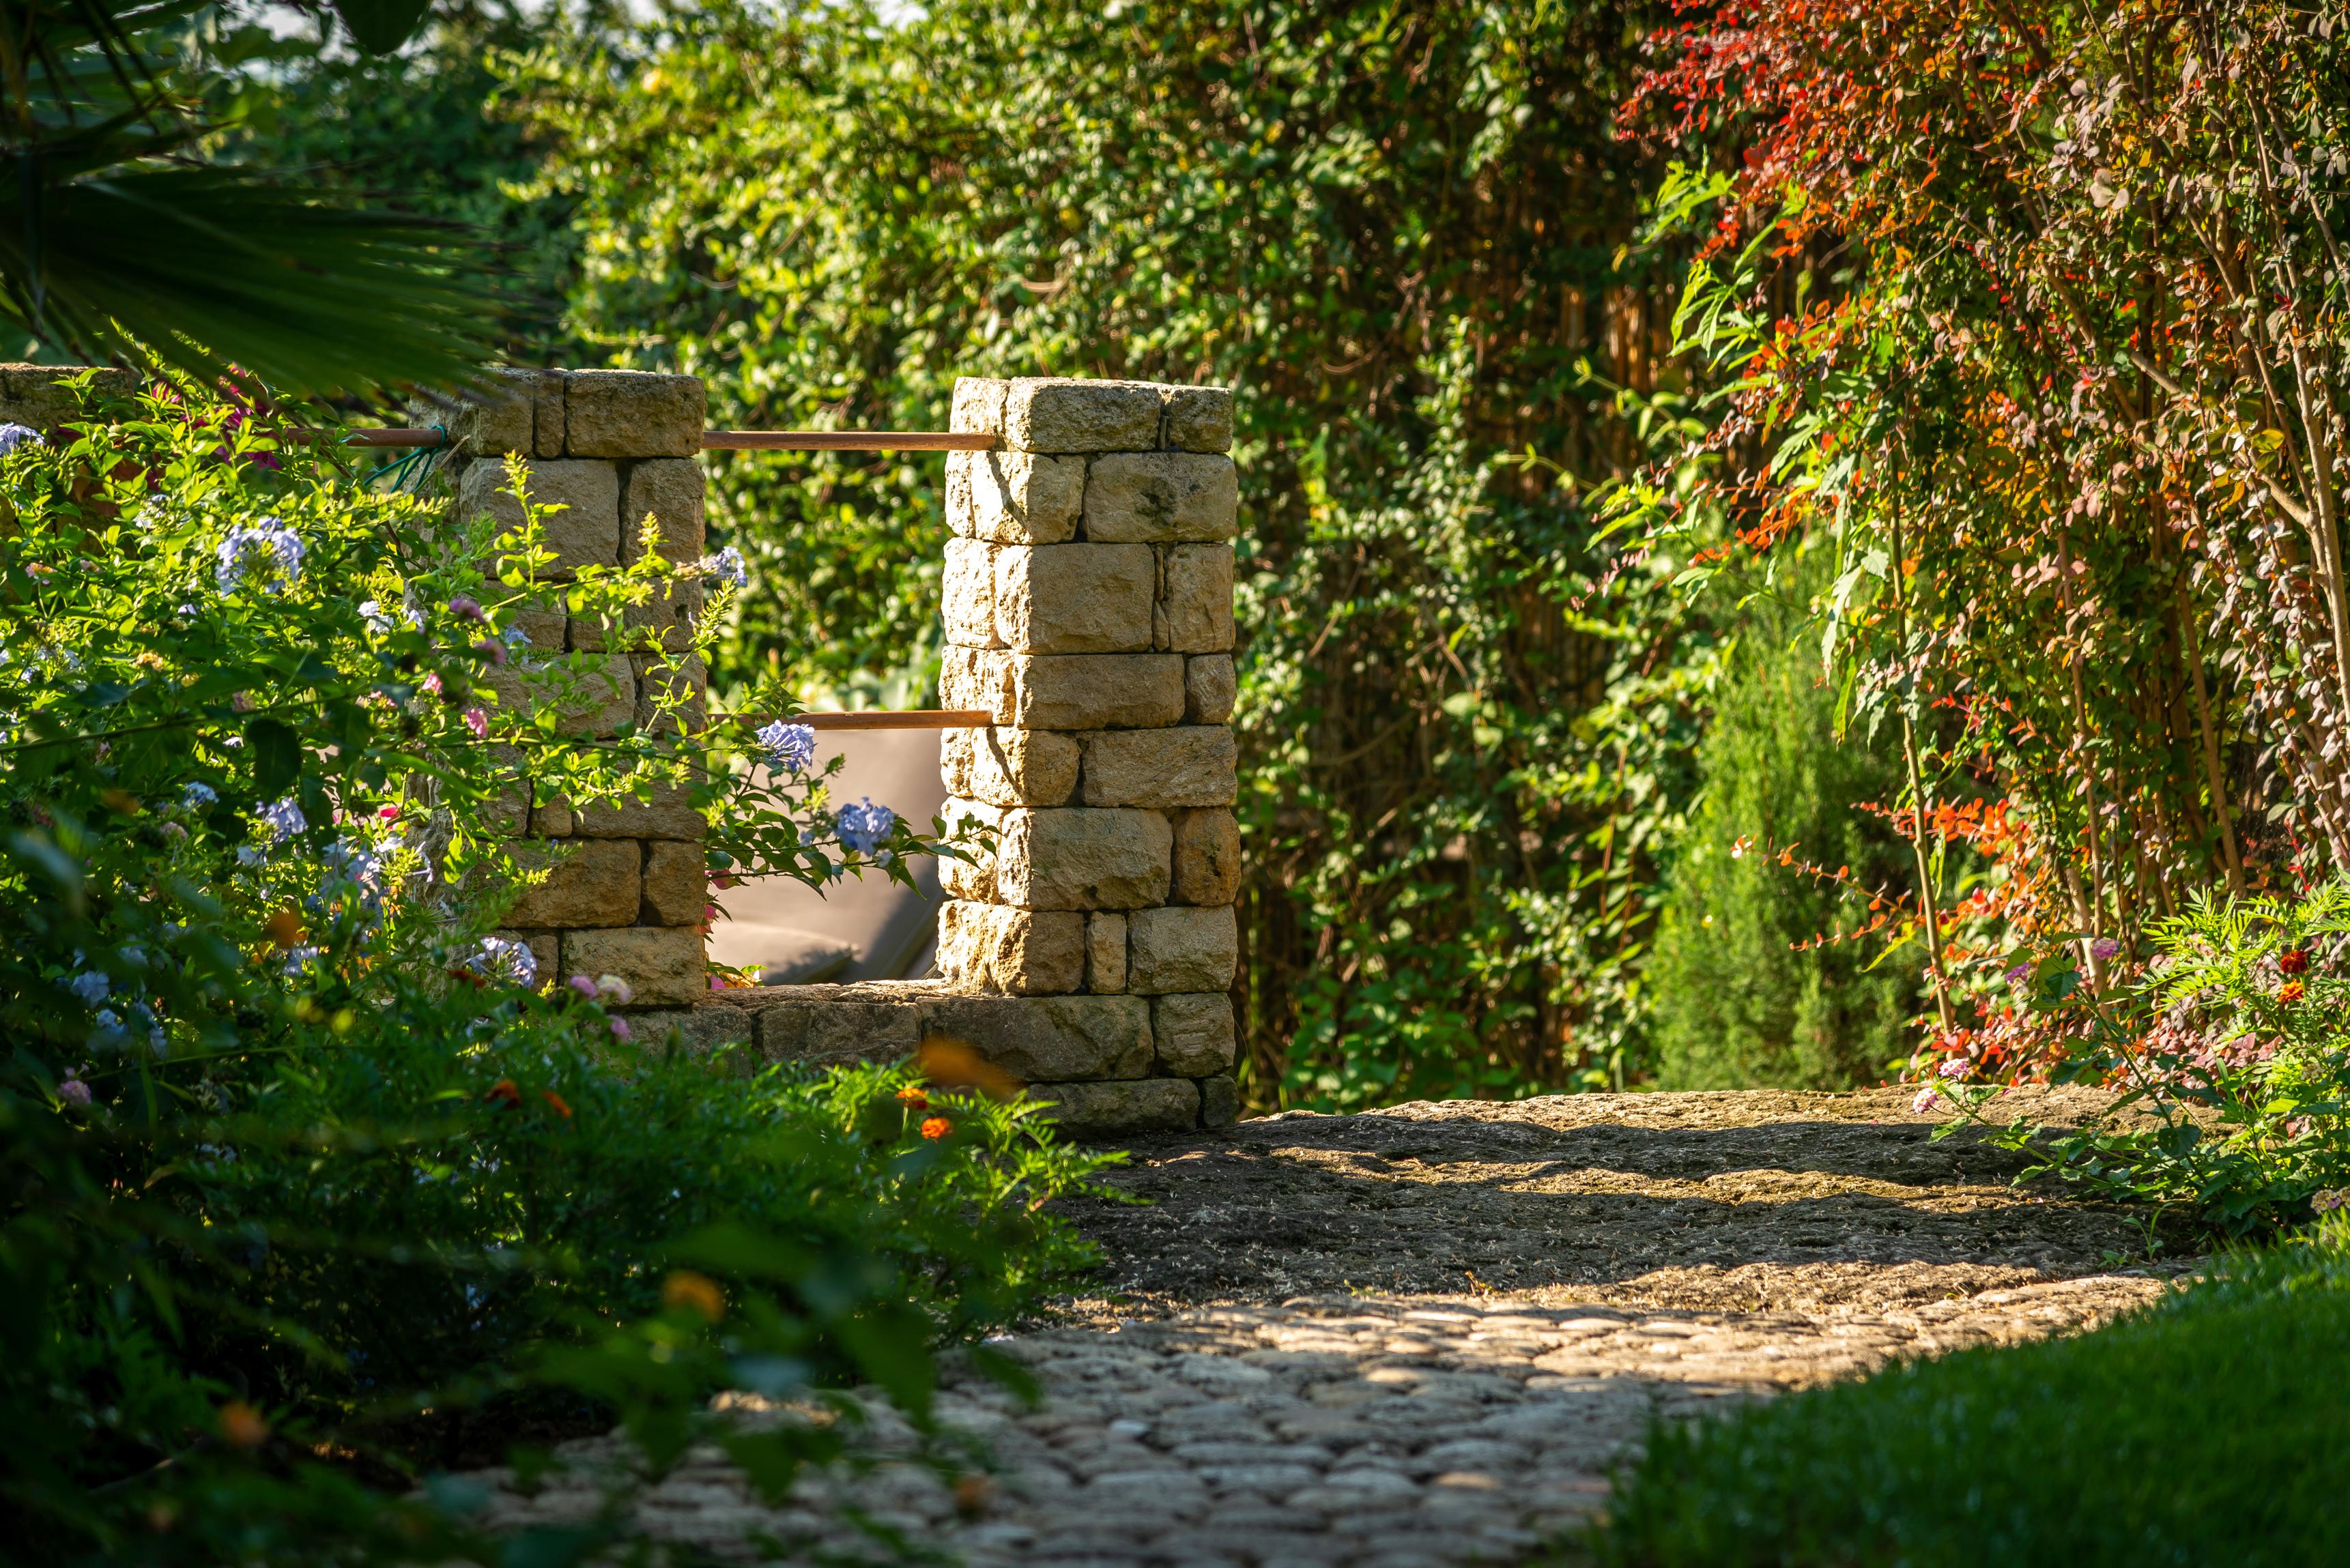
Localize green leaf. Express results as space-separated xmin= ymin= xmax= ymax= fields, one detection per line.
xmin=247 ymin=718 xmax=301 ymax=799
xmin=330 ymin=0 xmax=434 ymax=55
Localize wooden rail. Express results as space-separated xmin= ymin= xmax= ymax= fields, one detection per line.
xmin=723 ymin=710 xmax=995 ymax=731
xmin=283 ymin=429 xmax=999 ymax=452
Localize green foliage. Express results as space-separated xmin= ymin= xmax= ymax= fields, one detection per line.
xmin=1928 ymin=881 xmax=2350 ymax=1238
xmin=1586 ymin=1218 xmax=2350 ymax=1567
xmin=1649 ymin=562 xmax=1915 ymax=1089
xmin=494 ymin=0 xmax=1741 ymax=1105
xmin=0 ymin=382 xmax=1108 ymax=1561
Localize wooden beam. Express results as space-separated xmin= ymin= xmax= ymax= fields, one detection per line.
xmin=701 ymin=431 xmax=997 ymax=452
xmin=721 ymin=710 xmax=994 ymax=731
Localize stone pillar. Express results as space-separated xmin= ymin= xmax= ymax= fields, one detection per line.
xmin=933 ymin=377 xmax=1242 ymax=1133
xmin=428 ymin=369 xmax=714 ymax=1006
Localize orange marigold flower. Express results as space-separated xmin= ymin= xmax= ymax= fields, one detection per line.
xmin=218 ymin=1402 xmax=270 ymax=1449
xmin=895 ymin=1086 xmax=930 ymax=1111
xmin=2280 ymin=980 xmax=2307 ymax=1004
xmin=662 ymin=1269 xmax=726 ymax=1322
xmin=484 ymin=1078 xmax=522 ymax=1109
xmin=920 ymin=1116 xmax=952 ymax=1141
xmin=541 ymin=1090 xmax=573 ymax=1119
xmin=2279 ymin=948 xmax=2310 ymax=976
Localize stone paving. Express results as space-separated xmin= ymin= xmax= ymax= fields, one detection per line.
xmin=461 ymin=1088 xmax=2193 ymax=1565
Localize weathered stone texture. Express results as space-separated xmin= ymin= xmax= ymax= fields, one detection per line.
xmin=505 ymin=838 xmax=641 ymax=929
xmin=1162 ymin=386 xmax=1235 ymax=453
xmin=487 ymin=654 xmax=635 ymax=738
xmin=938 ymin=797 xmax=1001 ymax=901
xmin=627 ymin=1005 xmax=754 ymax=1058
xmin=1083 ymin=453 xmax=1239 ymax=542
xmin=562 ymin=925 xmax=704 ymax=1006
xmin=754 ymin=996 xmax=921 ymax=1065
xmin=569 ymin=782 xmax=706 ymax=841
xmin=620 ymin=458 xmax=706 ymax=566
xmin=994 ymin=542 xmax=1156 ymax=653
xmin=640 ymin=840 xmax=706 ymax=927
xmin=938 ymin=901 xmax=1085 ymax=995
xmin=0 ymin=363 xmax=140 ymax=433
xmin=1170 ymin=808 xmax=1244 ymax=906
xmin=939 ymin=647 xmax=1013 ymax=721
xmin=457 ymin=457 xmax=620 ymax=570
xmin=1160 ymin=543 xmax=1235 ymax=652
xmin=1198 ymin=1072 xmax=1241 ymax=1128
xmin=942 ymin=538 xmax=1001 ymax=648
xmin=491 ymin=929 xmax=560 ymax=983
xmin=946 ymin=448 xmax=1085 ymax=545
xmin=411 ymin=368 xmax=550 ymax=458
xmin=1185 ymin=654 xmax=1237 ymax=724
xmin=1085 ymin=912 xmax=1128 ymax=994
xmin=1127 ymin=905 xmax=1240 ymax=993
xmin=564 ymin=370 xmax=705 ymax=458
xmin=997 ymin=808 xmax=1171 ymax=910
xmin=1153 ymin=992 xmax=1236 ymax=1076
xmin=918 ymin=993 xmax=1153 ymax=1082
xmin=634 ymin=654 xmax=706 ymax=735
xmin=949 ymin=376 xmax=1008 ymax=438
xmin=943 ymin=726 xmax=1079 ymax=809
xmin=1078 ymin=726 xmax=1238 ymax=809
xmin=1003 ymin=378 xmax=1165 ymax=454
xmin=1027 ymin=1076 xmax=1200 ymax=1135
xmin=1007 ymin=652 xmax=1186 ymax=730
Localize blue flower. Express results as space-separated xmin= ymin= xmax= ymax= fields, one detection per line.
xmin=835 ymin=797 xmax=896 ymax=856
xmin=701 ymin=546 xmax=749 ymax=588
xmin=68 ymin=970 xmax=110 ymax=1006
xmin=91 ymin=1008 xmax=122 ymax=1035
xmin=258 ymin=797 xmax=307 ymax=844
xmin=182 ymin=781 xmax=218 ymax=809
xmin=472 ymin=935 xmax=538 ymax=989
xmin=214 ymin=519 xmax=306 ymax=594
xmin=0 ymin=422 xmax=43 ymax=454
xmin=756 ymin=719 xmax=817 ymax=774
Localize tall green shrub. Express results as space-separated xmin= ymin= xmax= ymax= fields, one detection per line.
xmin=1649 ymin=568 xmax=1915 ymax=1089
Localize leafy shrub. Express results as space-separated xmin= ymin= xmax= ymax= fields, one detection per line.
xmin=0 ymin=380 xmax=1108 ymax=1563
xmin=1649 ymin=564 xmax=1914 ymax=1090
xmin=1586 ymin=1217 xmax=2350 ymax=1568
xmin=1923 ymin=882 xmax=2350 ymax=1238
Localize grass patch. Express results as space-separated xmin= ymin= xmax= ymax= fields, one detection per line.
xmin=1586 ymin=1226 xmax=2350 ymax=1566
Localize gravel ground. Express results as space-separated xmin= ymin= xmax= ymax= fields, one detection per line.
xmin=461 ymin=1087 xmax=2196 ymax=1565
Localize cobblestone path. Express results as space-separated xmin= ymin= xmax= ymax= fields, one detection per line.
xmin=468 ymin=1088 xmax=2194 ymax=1565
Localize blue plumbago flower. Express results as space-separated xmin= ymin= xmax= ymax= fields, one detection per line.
xmin=0 ymin=422 xmax=43 ymax=454
xmin=756 ymin=719 xmax=817 ymax=774
xmin=68 ymin=970 xmax=110 ymax=1006
xmin=182 ymin=781 xmax=218 ymax=809
xmin=359 ymin=600 xmax=392 ymax=634
xmin=280 ymin=945 xmax=323 ymax=976
xmin=91 ymin=1009 xmax=124 ymax=1042
xmin=835 ymin=797 xmax=896 ymax=856
xmin=258 ymin=797 xmax=307 ymax=844
xmin=472 ymin=935 xmax=539 ymax=989
xmin=700 ymin=546 xmax=749 ymax=588
xmin=214 ymin=519 xmax=306 ymax=595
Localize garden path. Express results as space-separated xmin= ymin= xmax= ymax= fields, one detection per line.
xmin=468 ymin=1087 xmax=2194 ymax=1565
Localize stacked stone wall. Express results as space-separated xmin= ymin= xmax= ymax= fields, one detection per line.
xmin=418 ymin=369 xmax=715 ymax=1006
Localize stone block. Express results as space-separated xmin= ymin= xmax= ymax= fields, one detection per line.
xmin=1161 ymin=543 xmax=1235 ymax=652
xmin=1086 ymin=911 xmax=1128 ymax=994
xmin=1164 ymin=386 xmax=1234 ymax=453
xmin=487 ymin=653 xmax=635 ymax=736
xmin=642 ymin=839 xmax=707 ymax=927
xmin=1171 ymin=808 xmax=1244 ymax=905
xmin=751 ymin=993 xmax=921 ymax=1066
xmin=938 ymin=901 xmax=1085 ymax=994
xmin=512 ymin=609 xmax=567 ymax=656
xmin=457 ymin=456 xmax=620 ymax=571
xmin=998 ymin=807 xmax=1171 ymax=910
xmin=1153 ymin=993 xmax=1236 ymax=1076
xmin=0 ymin=362 xmax=140 ymax=432
xmin=1186 ymin=654 xmax=1237 ymax=723
xmin=635 ymin=654 xmax=706 ymax=735
xmin=1002 ymin=377 xmax=1164 ymax=453
xmin=621 ymin=458 xmax=706 ymax=567
xmin=1027 ymin=1077 xmax=1200 ymax=1136
xmin=569 ymin=781 xmax=705 ymax=840
xmin=994 ymin=542 xmax=1156 ymax=653
xmin=1007 ymin=652 xmax=1186 ymax=730
xmin=505 ymin=837 xmax=642 ymax=928
xmin=917 ymin=993 xmax=1152 ymax=1082
xmin=564 ymin=370 xmax=705 ymax=458
xmin=629 ymin=1004 xmax=754 ymax=1058
xmin=1083 ymin=453 xmax=1238 ymax=542
xmin=1199 ymin=1073 xmax=1240 ymax=1128
xmin=534 ymin=377 xmax=567 ymax=457
xmin=1079 ymin=725 xmax=1238 ymax=809
xmin=938 ymin=797 xmax=1001 ymax=901
xmin=562 ymin=925 xmax=704 ymax=1006
xmin=950 ymin=376 xmax=1007 ymax=437
xmin=411 ymin=368 xmax=541 ymax=457
xmin=491 ymin=928 xmax=560 ymax=984
xmin=946 ymin=726 xmax=1079 ymax=809
xmin=943 ymin=538 xmax=1002 ymax=648
xmin=1128 ymin=905 xmax=1240 ymax=993
xmin=940 ymin=647 xmax=1014 ymax=721
xmin=571 ymin=576 xmax=703 ymax=655
xmin=946 ymin=449 xmax=1085 ymax=545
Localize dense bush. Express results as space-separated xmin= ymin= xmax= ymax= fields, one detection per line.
xmin=1588 ymin=1217 xmax=2350 ymax=1567
xmin=1649 ymin=557 xmax=1915 ymax=1090
xmin=0 ymin=381 xmax=1108 ymax=1563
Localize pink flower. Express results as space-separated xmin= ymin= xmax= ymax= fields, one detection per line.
xmin=376 ymin=804 xmax=400 ymax=820
xmin=422 ymin=672 xmax=444 ymax=697
xmin=449 ymin=594 xmax=485 ymax=624
xmin=710 ymin=974 xmax=725 ymax=991
xmin=462 ymin=707 xmax=489 ymax=740
xmin=1911 ymin=1086 xmax=1940 ymax=1116
xmin=1938 ymin=1057 xmax=1972 ymax=1081
xmin=608 ymin=1017 xmax=631 ymax=1041
xmin=59 ymin=1077 xmax=91 ymax=1107
xmin=568 ymin=974 xmax=599 ymax=1000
